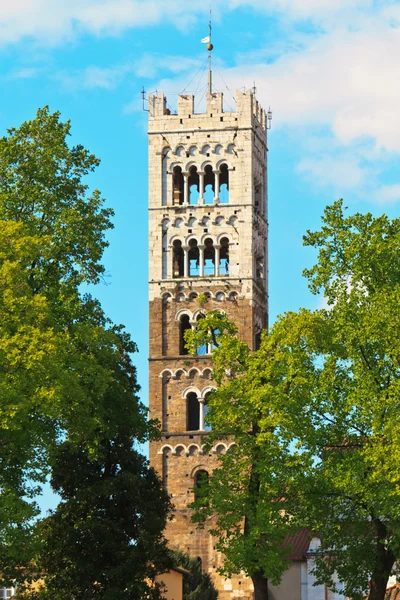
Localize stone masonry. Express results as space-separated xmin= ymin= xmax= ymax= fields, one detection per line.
xmin=148 ymin=89 xmax=269 ymax=600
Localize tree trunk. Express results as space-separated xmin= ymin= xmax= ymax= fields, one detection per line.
xmin=369 ymin=571 xmax=389 ymax=600
xmin=251 ymin=572 xmax=269 ymax=600
xmin=368 ymin=518 xmax=395 ymax=600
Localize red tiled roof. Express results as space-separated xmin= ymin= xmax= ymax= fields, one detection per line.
xmin=282 ymin=529 xmax=311 ymax=561
xmin=364 ymin=584 xmax=400 ymax=599
xmin=384 ymin=585 xmax=400 ymax=599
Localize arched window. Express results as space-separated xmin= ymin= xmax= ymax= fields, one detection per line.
xmin=173 ymin=240 xmax=184 ymax=278
xmin=187 ymin=392 xmax=200 ymax=431
xmin=219 ymin=237 xmax=230 ymax=275
xmin=180 ymin=314 xmax=191 ymax=355
xmin=219 ymin=163 xmax=229 ymax=203
xmin=188 ymin=239 xmax=200 ymax=277
xmin=194 ymin=470 xmax=209 ymax=501
xmin=172 ymin=166 xmax=184 ymax=205
xmin=188 ymin=166 xmax=199 ymax=205
xmin=204 ymin=165 xmax=215 ymax=204
xmin=204 ymin=238 xmax=215 ymax=276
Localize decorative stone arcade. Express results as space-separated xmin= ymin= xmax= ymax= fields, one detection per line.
xmin=148 ymin=89 xmax=269 ymax=600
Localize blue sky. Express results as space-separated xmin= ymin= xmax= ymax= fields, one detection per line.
xmin=1 ymin=0 xmax=400 ymax=509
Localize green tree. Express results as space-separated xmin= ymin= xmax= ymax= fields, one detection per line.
xmin=0 ymin=106 xmax=112 ymax=297
xmin=0 ymin=108 xmax=166 ymax=589
xmin=22 ymin=436 xmax=171 ymax=600
xmin=186 ymin=310 xmax=305 ymax=600
xmin=186 ymin=201 xmax=400 ymax=600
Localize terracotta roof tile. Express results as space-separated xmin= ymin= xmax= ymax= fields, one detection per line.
xmin=385 ymin=584 xmax=400 ymax=599
xmin=364 ymin=584 xmax=400 ymax=599
xmin=282 ymin=529 xmax=311 ymax=561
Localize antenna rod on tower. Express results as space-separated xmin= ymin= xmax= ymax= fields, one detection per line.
xmin=201 ymin=5 xmax=214 ymax=94
xmin=208 ymin=13 xmax=212 ymax=94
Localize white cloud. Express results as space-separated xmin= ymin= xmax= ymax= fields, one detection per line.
xmin=8 ymin=67 xmax=41 ymax=79
xmin=133 ymin=54 xmax=203 ymax=80
xmin=297 ymin=155 xmax=367 ymax=190
xmin=374 ymin=183 xmax=400 ymax=204
xmin=53 ymin=64 xmax=132 ymax=91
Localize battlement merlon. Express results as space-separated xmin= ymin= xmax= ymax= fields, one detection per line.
xmin=148 ymin=89 xmax=267 ymax=133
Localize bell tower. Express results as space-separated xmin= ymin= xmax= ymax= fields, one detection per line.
xmin=148 ymin=87 xmax=269 ymax=600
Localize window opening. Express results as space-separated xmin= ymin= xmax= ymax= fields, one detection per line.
xmin=188 ymin=165 xmax=199 ymax=205
xmin=188 ymin=239 xmax=200 ymax=277
xmin=0 ymin=590 xmax=15 ymax=599
xmin=212 ymin=329 xmax=220 ymax=350
xmin=219 ymin=163 xmax=229 ymax=204
xmin=204 ymin=393 xmax=212 ymax=431
xmin=173 ymin=240 xmax=184 ymax=278
xmin=254 ymin=180 xmax=262 ymax=210
xmin=204 ymin=238 xmax=215 ymax=276
xmin=204 ymin=165 xmax=215 ymax=204
xmin=256 ymin=255 xmax=265 ymax=280
xmin=196 ymin=314 xmax=208 ymax=355
xmin=187 ymin=392 xmax=200 ymax=431
xmin=180 ymin=314 xmax=191 ymax=355
xmin=162 ymin=449 xmax=169 ymax=488
xmin=219 ymin=237 xmax=230 ymax=275
xmin=194 ymin=469 xmax=209 ymax=501
xmin=172 ymin=166 xmax=184 ymax=205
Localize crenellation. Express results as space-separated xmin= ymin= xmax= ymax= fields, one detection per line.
xmin=148 ymin=89 xmax=266 ymax=134
xmin=206 ymin=92 xmax=224 ymax=114
xmin=177 ymin=94 xmax=194 ymax=116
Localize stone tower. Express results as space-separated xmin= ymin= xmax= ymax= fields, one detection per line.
xmin=148 ymin=89 xmax=269 ymax=600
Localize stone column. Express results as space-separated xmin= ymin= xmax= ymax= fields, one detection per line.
xmin=199 ymin=399 xmax=205 ymax=431
xmin=183 ymin=245 xmax=189 ymax=278
xmin=214 ymin=170 xmax=220 ymax=204
xmin=198 ymin=245 xmax=205 ymax=277
xmin=183 ymin=173 xmax=189 ymax=205
xmin=198 ymin=171 xmax=205 ymax=204
xmin=214 ymin=244 xmax=221 ymax=277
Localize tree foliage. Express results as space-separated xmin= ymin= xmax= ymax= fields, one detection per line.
xmin=19 ymin=436 xmax=171 ymax=600
xmin=186 ymin=201 xmax=400 ymax=600
xmin=0 ymin=108 xmax=168 ymax=589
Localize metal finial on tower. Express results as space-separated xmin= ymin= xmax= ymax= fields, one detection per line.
xmin=201 ymin=5 xmax=214 ymax=94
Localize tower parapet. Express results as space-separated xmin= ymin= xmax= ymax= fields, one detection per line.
xmin=148 ymin=89 xmax=267 ymax=132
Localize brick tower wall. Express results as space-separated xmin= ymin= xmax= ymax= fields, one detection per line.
xmin=148 ymin=89 xmax=269 ymax=600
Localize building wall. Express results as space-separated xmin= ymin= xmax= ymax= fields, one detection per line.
xmin=156 ymin=571 xmax=183 ymax=600
xmin=268 ymin=563 xmax=302 ymax=600
xmin=148 ymin=89 xmax=269 ymax=600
